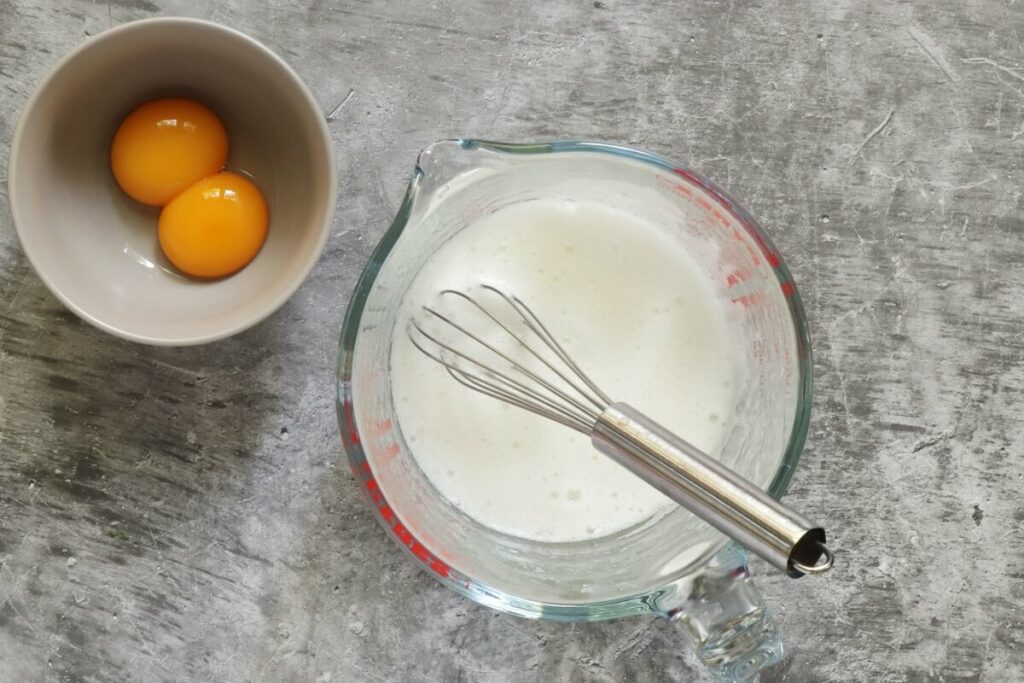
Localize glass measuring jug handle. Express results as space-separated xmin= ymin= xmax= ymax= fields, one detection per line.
xmin=655 ymin=543 xmax=784 ymax=682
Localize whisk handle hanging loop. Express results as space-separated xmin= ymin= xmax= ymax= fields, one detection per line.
xmin=592 ymin=402 xmax=833 ymax=578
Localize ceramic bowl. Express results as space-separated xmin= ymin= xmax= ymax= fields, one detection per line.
xmin=7 ymin=17 xmax=336 ymax=345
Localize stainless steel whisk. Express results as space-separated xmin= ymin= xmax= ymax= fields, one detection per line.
xmin=407 ymin=284 xmax=833 ymax=577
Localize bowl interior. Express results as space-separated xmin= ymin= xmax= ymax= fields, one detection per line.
xmin=9 ymin=19 xmax=334 ymax=344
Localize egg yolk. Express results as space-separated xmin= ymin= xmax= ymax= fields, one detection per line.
xmin=110 ymin=98 xmax=228 ymax=206
xmin=158 ymin=172 xmax=269 ymax=279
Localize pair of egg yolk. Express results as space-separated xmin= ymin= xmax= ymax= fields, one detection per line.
xmin=110 ymin=98 xmax=268 ymax=279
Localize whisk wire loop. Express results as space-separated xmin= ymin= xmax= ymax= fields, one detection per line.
xmin=406 ymin=309 xmax=599 ymax=430
xmin=475 ymin=285 xmax=612 ymax=409
xmin=437 ymin=286 xmax=610 ymax=412
xmin=407 ymin=289 xmax=609 ymax=426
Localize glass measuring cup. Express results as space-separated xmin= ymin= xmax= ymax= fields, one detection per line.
xmin=337 ymin=140 xmax=812 ymax=681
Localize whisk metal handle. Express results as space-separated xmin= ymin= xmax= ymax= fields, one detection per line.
xmin=592 ymin=402 xmax=832 ymax=578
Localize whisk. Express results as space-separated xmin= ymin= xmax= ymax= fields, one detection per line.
xmin=407 ymin=284 xmax=833 ymax=577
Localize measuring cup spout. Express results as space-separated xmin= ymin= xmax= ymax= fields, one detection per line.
xmin=413 ymin=139 xmax=489 ymax=190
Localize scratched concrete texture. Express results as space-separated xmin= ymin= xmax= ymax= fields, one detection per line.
xmin=2 ymin=0 xmax=1024 ymax=681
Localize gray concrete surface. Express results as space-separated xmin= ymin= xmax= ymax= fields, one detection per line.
xmin=2 ymin=0 xmax=1024 ymax=681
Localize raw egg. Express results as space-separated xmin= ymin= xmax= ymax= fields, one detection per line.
xmin=111 ymin=98 xmax=228 ymax=206
xmin=158 ymin=172 xmax=269 ymax=279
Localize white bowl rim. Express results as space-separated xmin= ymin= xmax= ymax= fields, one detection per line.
xmin=7 ymin=16 xmax=338 ymax=346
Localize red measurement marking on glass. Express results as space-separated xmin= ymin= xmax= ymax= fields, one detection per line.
xmin=655 ymin=175 xmax=694 ymax=199
xmin=343 ymin=399 xmax=360 ymax=445
xmin=730 ymin=293 xmax=762 ymax=308
xmin=368 ymin=418 xmax=392 ymax=436
xmin=357 ymin=416 xmax=400 ymax=462
xmin=393 ymin=522 xmax=413 ymax=545
xmin=672 ymin=167 xmax=782 ymax=268
xmin=357 ymin=466 xmax=452 ymax=579
xmin=672 ymin=168 xmax=701 ymax=184
xmin=726 ymin=262 xmax=758 ymax=288
xmin=728 ymin=275 xmax=793 ymax=302
xmin=668 ymin=168 xmax=796 ymax=303
xmin=744 ymin=241 xmax=762 ymax=267
xmin=366 ymin=478 xmax=382 ymax=503
xmin=757 ymin=237 xmax=781 ymax=268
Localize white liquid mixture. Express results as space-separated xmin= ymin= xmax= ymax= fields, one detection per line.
xmin=391 ymin=199 xmax=737 ymax=543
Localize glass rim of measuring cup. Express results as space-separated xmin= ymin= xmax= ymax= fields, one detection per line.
xmin=337 ymin=138 xmax=813 ymax=621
